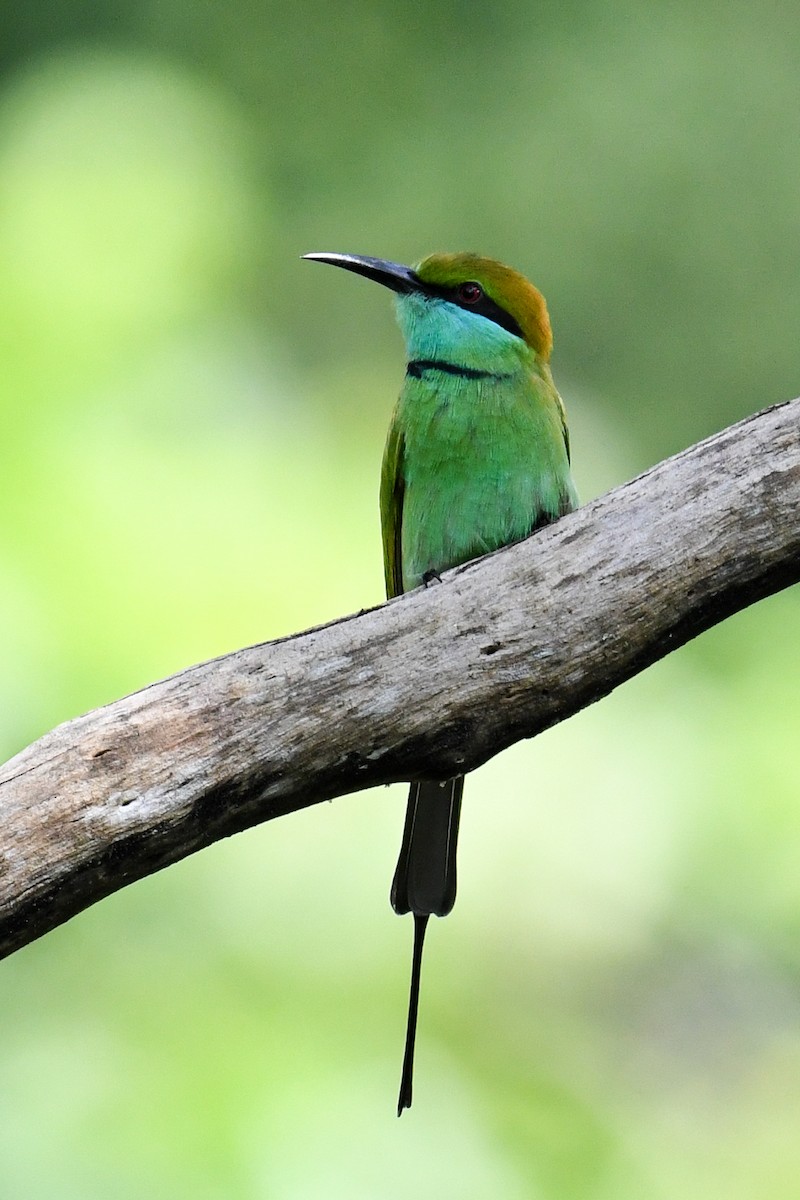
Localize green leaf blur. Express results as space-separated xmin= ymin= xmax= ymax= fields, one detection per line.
xmin=1 ymin=4 xmax=799 ymax=1197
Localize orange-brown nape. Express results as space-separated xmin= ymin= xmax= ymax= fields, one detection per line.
xmin=414 ymin=252 xmax=553 ymax=361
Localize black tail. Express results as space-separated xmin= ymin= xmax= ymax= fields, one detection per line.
xmin=391 ymin=777 xmax=464 ymax=918
xmin=396 ymin=912 xmax=428 ymax=1115
xmin=391 ymin=777 xmax=464 ymax=1114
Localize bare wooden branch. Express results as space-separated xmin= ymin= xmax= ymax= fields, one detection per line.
xmin=1 ymin=399 xmax=798 ymax=959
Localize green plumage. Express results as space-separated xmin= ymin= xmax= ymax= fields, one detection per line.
xmin=303 ymin=248 xmax=577 ymax=1114
xmin=381 ymin=359 xmax=574 ymax=596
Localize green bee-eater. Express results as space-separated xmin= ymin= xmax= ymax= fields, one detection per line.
xmin=304 ymin=250 xmax=578 ymax=1113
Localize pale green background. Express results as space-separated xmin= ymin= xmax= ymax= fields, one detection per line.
xmin=1 ymin=3 xmax=800 ymax=1197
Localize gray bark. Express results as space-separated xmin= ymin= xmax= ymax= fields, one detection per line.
xmin=1 ymin=398 xmax=798 ymax=960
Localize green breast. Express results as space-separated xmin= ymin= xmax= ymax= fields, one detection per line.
xmin=388 ymin=366 xmax=576 ymax=593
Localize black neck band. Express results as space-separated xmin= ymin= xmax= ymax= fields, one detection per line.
xmin=406 ymin=359 xmax=509 ymax=381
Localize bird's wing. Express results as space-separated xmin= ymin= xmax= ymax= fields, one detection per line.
xmin=380 ymin=405 xmax=406 ymax=599
xmin=554 ymin=388 xmax=571 ymax=464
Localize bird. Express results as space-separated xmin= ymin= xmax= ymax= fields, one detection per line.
xmin=303 ymin=250 xmax=578 ymax=1114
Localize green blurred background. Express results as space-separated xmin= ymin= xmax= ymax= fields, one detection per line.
xmin=1 ymin=2 xmax=799 ymax=1196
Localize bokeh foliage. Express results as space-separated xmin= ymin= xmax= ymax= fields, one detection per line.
xmin=1 ymin=3 xmax=799 ymax=1197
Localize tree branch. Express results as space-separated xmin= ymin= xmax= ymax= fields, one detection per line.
xmin=1 ymin=399 xmax=798 ymax=959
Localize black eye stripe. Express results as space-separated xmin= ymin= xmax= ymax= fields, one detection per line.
xmin=451 ymin=288 xmax=524 ymax=340
xmin=410 ymin=274 xmax=526 ymax=341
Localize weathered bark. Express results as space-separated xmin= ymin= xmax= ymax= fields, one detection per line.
xmin=1 ymin=399 xmax=798 ymax=959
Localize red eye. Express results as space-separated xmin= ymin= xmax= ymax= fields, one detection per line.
xmin=457 ymin=281 xmax=483 ymax=304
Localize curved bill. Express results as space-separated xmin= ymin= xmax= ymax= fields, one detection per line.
xmin=302 ymin=252 xmax=419 ymax=294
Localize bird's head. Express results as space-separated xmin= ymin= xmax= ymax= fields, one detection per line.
xmin=303 ymin=251 xmax=553 ymax=367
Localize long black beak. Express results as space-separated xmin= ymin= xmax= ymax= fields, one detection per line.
xmin=302 ymin=252 xmax=420 ymax=294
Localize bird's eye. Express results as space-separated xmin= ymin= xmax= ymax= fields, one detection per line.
xmin=456 ymin=281 xmax=483 ymax=305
